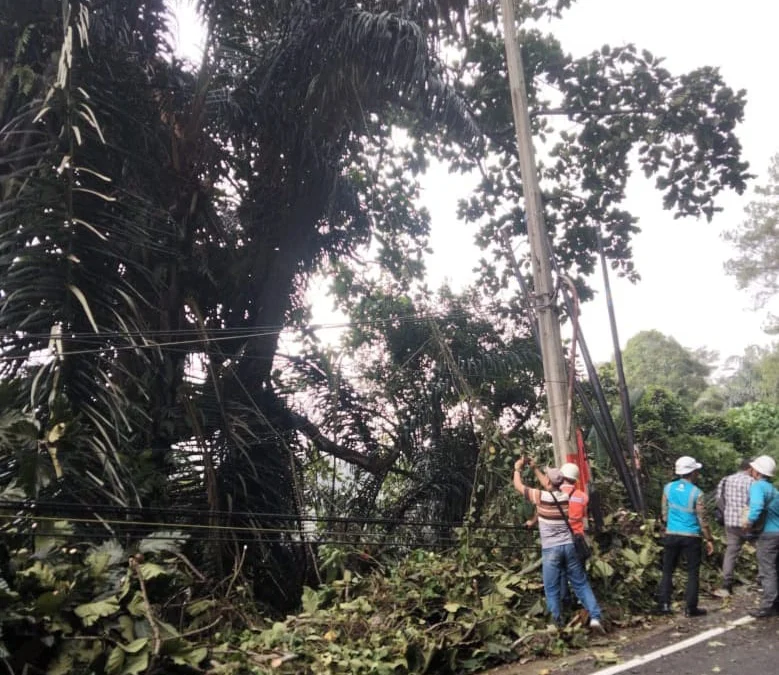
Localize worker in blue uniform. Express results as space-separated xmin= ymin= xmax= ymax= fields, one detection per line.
xmin=744 ymin=455 xmax=779 ymax=618
xmin=656 ymin=456 xmax=714 ymax=617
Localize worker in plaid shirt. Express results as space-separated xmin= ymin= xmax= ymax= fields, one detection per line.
xmin=714 ymin=458 xmax=754 ymax=597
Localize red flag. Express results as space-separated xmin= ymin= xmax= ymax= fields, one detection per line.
xmin=565 ymin=428 xmax=591 ymax=493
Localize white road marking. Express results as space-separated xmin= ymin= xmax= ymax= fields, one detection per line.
xmin=589 ymin=615 xmax=755 ymax=675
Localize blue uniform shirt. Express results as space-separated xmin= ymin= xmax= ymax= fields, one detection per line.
xmin=664 ymin=479 xmax=703 ymax=536
xmin=746 ymin=479 xmax=779 ymax=535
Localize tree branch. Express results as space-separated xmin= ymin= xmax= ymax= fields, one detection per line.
xmin=280 ymin=405 xmax=392 ymax=475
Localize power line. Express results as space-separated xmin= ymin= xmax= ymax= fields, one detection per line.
xmin=0 ymin=514 xmax=535 ymax=550
xmin=0 ymin=529 xmax=531 ymax=551
xmin=0 ymin=499 xmax=531 ymax=532
xmin=0 ymin=308 xmax=525 ymax=363
xmin=0 ymin=309 xmax=481 ymax=342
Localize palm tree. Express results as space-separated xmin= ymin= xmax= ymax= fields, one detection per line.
xmin=0 ymin=0 xmax=478 ymax=606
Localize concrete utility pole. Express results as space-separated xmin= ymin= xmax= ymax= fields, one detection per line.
xmin=499 ymin=0 xmax=572 ymax=466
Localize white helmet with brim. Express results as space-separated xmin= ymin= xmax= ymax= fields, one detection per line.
xmin=750 ymin=455 xmax=776 ymax=478
xmin=675 ymin=456 xmax=702 ymax=476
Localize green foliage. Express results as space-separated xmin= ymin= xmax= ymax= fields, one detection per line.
xmin=724 ymin=153 xmax=779 ymax=329
xmin=448 ymin=18 xmax=750 ymax=304
xmin=717 ymin=343 xmax=779 ymax=408
xmin=725 ymin=402 xmax=779 ymax=460
xmin=0 ymin=529 xmax=209 ymax=675
xmin=633 ymin=385 xmax=692 ymax=446
xmin=283 ymin=286 xmax=544 ymax=528
xmin=621 ymin=331 xmax=712 ymax=407
xmin=602 ymin=385 xmax=742 ymax=511
xmin=0 ymin=0 xmax=755 ymax=620
xmin=0 ymin=0 xmax=483 ymax=609
xmin=217 ymin=536 xmax=668 ymax=675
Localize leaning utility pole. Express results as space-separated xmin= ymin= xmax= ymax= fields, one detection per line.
xmin=499 ymin=0 xmax=572 ymax=465
xmin=597 ymin=232 xmax=645 ymax=513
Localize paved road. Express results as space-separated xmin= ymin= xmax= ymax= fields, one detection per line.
xmin=547 ymin=613 xmax=779 ymax=675
xmin=584 ymin=616 xmax=779 ymax=675
xmin=484 ymin=589 xmax=778 ymax=675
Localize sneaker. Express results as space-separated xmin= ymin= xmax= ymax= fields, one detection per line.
xmin=749 ymin=608 xmax=778 ymax=619
xmin=654 ymin=603 xmax=673 ymax=615
xmin=590 ymin=618 xmax=606 ymax=633
xmin=684 ymin=607 xmax=708 ymax=617
xmin=713 ymin=585 xmax=732 ymax=598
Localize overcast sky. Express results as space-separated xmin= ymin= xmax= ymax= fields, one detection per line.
xmin=422 ymin=0 xmax=779 ymax=365
xmin=171 ymin=0 xmax=778 ymax=366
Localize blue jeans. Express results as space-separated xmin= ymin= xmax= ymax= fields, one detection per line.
xmin=542 ymin=543 xmax=602 ymax=624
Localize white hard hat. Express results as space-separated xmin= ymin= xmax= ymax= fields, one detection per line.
xmin=750 ymin=455 xmax=776 ymax=478
xmin=560 ymin=462 xmax=580 ymax=481
xmin=675 ymin=456 xmax=702 ymax=476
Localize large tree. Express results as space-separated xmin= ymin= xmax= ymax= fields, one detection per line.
xmin=619 ymin=330 xmax=713 ymax=407
xmin=437 ymin=9 xmax=749 ymax=302
xmin=0 ymin=0 xmax=753 ymax=603
xmin=0 ymin=0 xmax=478 ymax=604
xmin=724 ymin=153 xmax=779 ymax=331
xmin=717 ymin=343 xmax=779 ymax=408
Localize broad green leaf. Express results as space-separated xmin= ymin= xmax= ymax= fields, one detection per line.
xmin=138 ymin=562 xmax=166 ymax=580
xmin=127 ymin=592 xmax=146 ymax=618
xmin=121 ymin=652 xmax=149 ymax=675
xmin=186 ymin=599 xmax=216 ymax=617
xmin=105 ymin=646 xmax=125 ymax=675
xmin=156 ymin=620 xmax=180 ymax=639
xmin=75 ymin=598 xmax=120 ymax=627
xmin=119 ymin=638 xmax=149 ymax=654
xmin=301 ymin=586 xmax=321 ymax=613
xmin=591 ymin=559 xmax=615 ymax=579
xmin=443 ymin=602 xmax=462 ymax=613
xmin=86 ymin=540 xmax=125 ymax=576
xmin=138 ymin=531 xmax=187 ymax=555
xmin=495 ymin=582 xmax=516 ymax=599
xmin=118 ymin=615 xmax=135 ymax=642
xmin=36 ymin=591 xmax=66 ymax=614
xmin=19 ymin=561 xmax=57 ymax=588
xmin=622 ymin=549 xmax=640 ymax=565
xmin=171 ymin=647 xmax=208 ymax=667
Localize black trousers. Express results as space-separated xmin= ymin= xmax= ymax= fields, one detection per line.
xmin=658 ymin=535 xmax=702 ymax=609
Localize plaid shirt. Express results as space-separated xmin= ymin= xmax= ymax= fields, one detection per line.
xmin=716 ymin=471 xmax=754 ymax=527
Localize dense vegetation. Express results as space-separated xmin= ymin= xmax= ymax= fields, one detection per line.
xmin=0 ymin=1 xmax=773 ymax=673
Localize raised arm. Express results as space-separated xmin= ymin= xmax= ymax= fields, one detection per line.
xmin=532 ymin=459 xmax=552 ymax=490
xmin=513 ymin=457 xmax=528 ymax=493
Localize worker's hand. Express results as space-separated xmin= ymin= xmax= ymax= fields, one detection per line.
xmin=524 ymin=520 xmax=535 ymax=529
xmin=527 ymin=457 xmax=537 ymax=469
xmin=514 ymin=457 xmax=526 ymax=471
xmin=705 ymin=539 xmax=714 ymax=556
